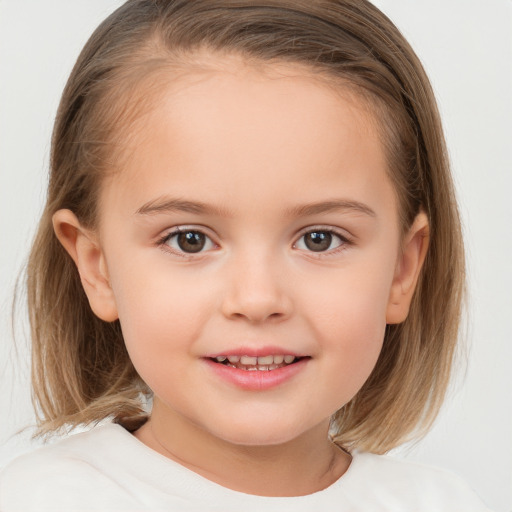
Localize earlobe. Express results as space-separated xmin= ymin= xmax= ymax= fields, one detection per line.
xmin=386 ymin=212 xmax=429 ymax=324
xmin=52 ymin=209 xmax=119 ymax=322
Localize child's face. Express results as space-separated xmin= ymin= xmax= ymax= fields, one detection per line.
xmin=72 ymin=57 xmax=424 ymax=447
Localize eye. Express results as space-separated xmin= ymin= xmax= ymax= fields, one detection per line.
xmin=295 ymin=229 xmax=347 ymax=253
xmin=162 ymin=229 xmax=215 ymax=254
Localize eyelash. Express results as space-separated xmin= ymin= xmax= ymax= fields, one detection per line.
xmin=293 ymin=227 xmax=352 ymax=256
xmin=156 ymin=227 xmax=216 ymax=258
xmin=156 ymin=226 xmax=353 ymax=257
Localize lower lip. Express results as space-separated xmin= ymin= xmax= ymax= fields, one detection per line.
xmin=204 ymin=358 xmax=309 ymax=391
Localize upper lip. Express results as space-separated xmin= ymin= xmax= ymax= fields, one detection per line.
xmin=205 ymin=346 xmax=307 ymax=358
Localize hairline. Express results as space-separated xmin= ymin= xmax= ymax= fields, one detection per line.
xmin=92 ymin=46 xmax=412 ymax=236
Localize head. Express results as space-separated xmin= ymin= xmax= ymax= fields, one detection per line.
xmin=28 ymin=0 xmax=464 ymax=453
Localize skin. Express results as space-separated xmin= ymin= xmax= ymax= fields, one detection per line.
xmin=54 ymin=55 xmax=428 ymax=497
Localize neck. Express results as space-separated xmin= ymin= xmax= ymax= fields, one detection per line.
xmin=133 ymin=406 xmax=351 ymax=497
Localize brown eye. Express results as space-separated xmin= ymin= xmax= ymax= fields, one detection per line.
xmin=304 ymin=231 xmax=333 ymax=252
xmin=295 ymin=230 xmax=346 ymax=253
xmin=164 ymin=230 xmax=214 ymax=254
xmin=177 ymin=232 xmax=206 ymax=253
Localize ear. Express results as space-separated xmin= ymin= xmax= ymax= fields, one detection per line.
xmin=386 ymin=212 xmax=429 ymax=324
xmin=52 ymin=209 xmax=119 ymax=322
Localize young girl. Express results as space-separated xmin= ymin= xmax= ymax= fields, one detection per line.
xmin=0 ymin=0 xmax=494 ymax=510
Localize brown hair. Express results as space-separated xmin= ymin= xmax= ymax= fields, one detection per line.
xmin=27 ymin=0 xmax=464 ymax=453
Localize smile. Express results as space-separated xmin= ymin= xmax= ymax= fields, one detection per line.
xmin=206 ymin=354 xmax=309 ymax=390
xmin=211 ymin=354 xmax=301 ymax=371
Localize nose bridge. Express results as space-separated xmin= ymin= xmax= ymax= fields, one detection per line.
xmin=221 ymin=244 xmax=292 ymax=323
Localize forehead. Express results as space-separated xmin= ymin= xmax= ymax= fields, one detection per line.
xmin=107 ymin=54 xmax=380 ymax=164
xmin=99 ymin=55 xmax=395 ymax=221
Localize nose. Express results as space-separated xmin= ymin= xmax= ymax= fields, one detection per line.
xmin=220 ymin=251 xmax=293 ymax=324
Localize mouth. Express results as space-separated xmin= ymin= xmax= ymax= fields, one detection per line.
xmin=209 ymin=354 xmax=307 ymax=371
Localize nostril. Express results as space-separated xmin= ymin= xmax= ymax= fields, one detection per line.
xmin=220 ymin=282 xmax=293 ymax=324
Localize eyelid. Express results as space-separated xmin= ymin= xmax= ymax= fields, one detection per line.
xmin=155 ymin=224 xmax=353 ymax=257
xmin=157 ymin=225 xmax=219 ymax=257
xmin=293 ymin=225 xmax=353 ymax=254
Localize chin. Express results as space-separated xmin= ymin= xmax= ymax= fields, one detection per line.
xmin=207 ymin=416 xmax=318 ymax=448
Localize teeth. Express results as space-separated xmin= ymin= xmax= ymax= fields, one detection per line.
xmin=257 ymin=355 xmax=274 ymax=365
xmin=240 ymin=355 xmax=257 ymax=365
xmin=216 ymin=354 xmax=298 ymax=367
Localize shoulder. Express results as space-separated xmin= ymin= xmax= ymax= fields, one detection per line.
xmin=0 ymin=423 xmax=125 ymax=480
xmin=351 ymin=450 xmax=471 ymax=488
xmin=343 ymin=451 xmax=492 ymax=511
xmin=0 ymin=424 xmax=136 ymax=511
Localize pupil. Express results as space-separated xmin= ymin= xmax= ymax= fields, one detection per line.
xmin=177 ymin=232 xmax=205 ymax=253
xmin=305 ymin=232 xmax=331 ymax=252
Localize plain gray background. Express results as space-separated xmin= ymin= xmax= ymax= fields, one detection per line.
xmin=0 ymin=1 xmax=511 ymax=510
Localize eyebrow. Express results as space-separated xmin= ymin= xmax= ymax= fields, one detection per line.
xmin=135 ymin=197 xmax=231 ymax=217
xmin=135 ymin=196 xmax=376 ymax=218
xmin=286 ymin=199 xmax=376 ymax=218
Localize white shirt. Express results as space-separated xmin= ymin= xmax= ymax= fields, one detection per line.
xmin=0 ymin=423 xmax=492 ymax=511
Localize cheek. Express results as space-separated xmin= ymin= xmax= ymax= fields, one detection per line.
xmin=319 ymin=298 xmax=386 ymax=408
xmin=107 ymin=259 xmax=214 ymax=370
xmin=303 ymin=258 xmax=393 ymax=333
xmin=329 ymin=295 xmax=386 ymax=374
xmin=301 ymin=264 xmax=392 ymax=388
